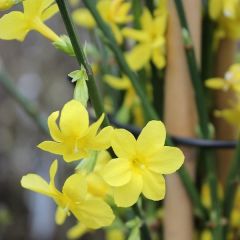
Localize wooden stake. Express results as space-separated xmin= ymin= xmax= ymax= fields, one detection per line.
xmin=164 ymin=0 xmax=201 ymax=239
xmin=214 ymin=39 xmax=237 ymax=184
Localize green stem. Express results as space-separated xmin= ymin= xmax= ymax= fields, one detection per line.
xmin=201 ymin=14 xmax=215 ymax=81
xmin=174 ymin=1 xmax=222 ymax=238
xmin=56 ymin=0 xmax=110 ymax=127
xmin=0 ymin=71 xmax=48 ymax=134
xmin=223 ymin=140 xmax=240 ymax=238
xmin=82 ymin=0 xmax=159 ymax=121
xmin=144 ymin=0 xmax=154 ymax=13
xmin=132 ymin=204 xmax=152 ymax=240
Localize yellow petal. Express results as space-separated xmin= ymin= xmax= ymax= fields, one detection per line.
xmin=37 ymin=141 xmax=65 ymax=155
xmin=142 ymin=170 xmax=165 ymax=201
xmin=122 ymin=28 xmax=150 ymax=42
xmin=153 ymin=14 xmax=167 ymax=36
xmin=87 ymin=126 xmax=113 ymax=150
xmin=59 ymin=100 xmax=89 ymax=138
xmin=62 ymin=174 xmax=87 ymax=201
xmin=21 ymin=174 xmax=51 ymax=196
xmin=55 ymin=206 xmax=68 ymax=225
xmin=137 ymin=120 xmax=166 ymax=156
xmin=72 ymin=199 xmax=115 ymax=229
xmin=24 ymin=0 xmax=54 ymax=18
xmin=102 ymin=158 xmax=132 ymax=187
xmin=72 ymin=8 xmax=96 ymax=28
xmin=152 ymin=47 xmax=166 ymax=69
xmin=141 ymin=8 xmax=153 ymax=31
xmin=86 ymin=114 xmax=105 ymax=138
xmin=114 ymin=2 xmax=132 ymax=24
xmin=63 ymin=149 xmax=87 ymax=163
xmin=125 ymin=43 xmax=152 ymax=71
xmin=0 ymin=11 xmax=28 ymax=41
xmin=209 ymin=0 xmax=222 ymax=20
xmin=67 ymin=223 xmax=89 ymax=240
xmin=111 ymin=129 xmax=136 ymax=158
xmin=49 ymin=160 xmax=58 ymax=187
xmin=41 ymin=3 xmax=59 ymax=21
xmin=104 ymin=75 xmax=130 ymax=90
xmin=113 ymin=172 xmax=142 ymax=207
xmin=111 ymin=24 xmax=123 ymax=44
xmin=48 ymin=111 xmax=62 ymax=142
xmin=147 ymin=146 xmax=184 ymax=174
xmin=205 ymin=78 xmax=226 ymax=89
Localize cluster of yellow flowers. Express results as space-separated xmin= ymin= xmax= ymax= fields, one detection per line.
xmin=73 ymin=0 xmax=167 ymax=71
xmin=21 ymin=100 xmax=184 ymax=237
xmin=206 ymin=63 xmax=240 ymax=129
xmin=209 ymin=0 xmax=240 ymax=40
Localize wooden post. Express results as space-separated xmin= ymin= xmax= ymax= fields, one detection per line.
xmin=214 ymin=39 xmax=237 ymax=184
xmin=163 ymin=0 xmax=201 ymax=239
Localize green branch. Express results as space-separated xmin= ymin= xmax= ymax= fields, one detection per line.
xmin=56 ymin=0 xmax=110 ymax=127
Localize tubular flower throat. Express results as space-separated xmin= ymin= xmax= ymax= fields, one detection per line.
xmin=0 ymin=0 xmax=60 ymax=41
xmin=38 ymin=100 xmax=113 ymax=162
xmin=122 ymin=7 xmax=167 ymax=70
xmin=102 ymin=120 xmax=184 ymax=207
xmin=73 ymin=0 xmax=133 ymax=44
xmin=21 ymin=160 xmax=115 ymax=228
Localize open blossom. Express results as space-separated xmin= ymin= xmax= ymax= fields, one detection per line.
xmin=205 ymin=64 xmax=240 ymax=93
xmin=73 ymin=0 xmax=132 ymax=44
xmin=0 ymin=0 xmax=59 ymax=41
xmin=21 ymin=160 xmax=115 ymax=228
xmin=102 ymin=120 xmax=184 ymax=207
xmin=209 ymin=0 xmax=240 ymax=40
xmin=38 ymin=100 xmax=113 ymax=162
xmin=123 ymin=7 xmax=167 ymax=70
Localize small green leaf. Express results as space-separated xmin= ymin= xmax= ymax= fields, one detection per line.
xmin=53 ymin=35 xmax=75 ymax=56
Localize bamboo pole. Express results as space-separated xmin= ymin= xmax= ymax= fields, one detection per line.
xmin=164 ymin=1 xmax=201 ymax=239
xmin=214 ymin=39 xmax=237 ymax=184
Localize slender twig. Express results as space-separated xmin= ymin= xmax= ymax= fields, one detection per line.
xmin=0 ymin=71 xmax=48 ymax=134
xmin=223 ymin=141 xmax=240 ymax=238
xmin=56 ymin=0 xmax=110 ymax=127
xmin=82 ymin=0 xmax=159 ymax=121
xmin=174 ymin=1 xmax=223 ymax=239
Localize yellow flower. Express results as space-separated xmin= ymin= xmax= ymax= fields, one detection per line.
xmin=102 ymin=120 xmax=184 ymax=207
xmin=67 ymin=223 xmax=89 ymax=239
xmin=230 ymin=186 xmax=240 ymax=228
xmin=21 ymin=160 xmax=115 ymax=228
xmin=0 ymin=0 xmax=59 ymax=42
xmin=215 ymin=104 xmax=240 ymax=129
xmin=78 ymin=151 xmax=112 ymax=198
xmin=123 ymin=7 xmax=167 ymax=70
xmin=205 ymin=64 xmax=240 ymax=93
xmin=209 ymin=0 xmax=240 ymax=40
xmin=0 ymin=0 xmax=22 ymax=10
xmin=38 ymin=100 xmax=113 ymax=162
xmin=200 ymin=230 xmax=212 ymax=240
xmin=106 ymin=228 xmax=125 ymax=240
xmin=201 ymin=182 xmax=223 ymax=209
xmin=73 ymin=0 xmax=132 ymax=43
xmin=104 ymin=74 xmax=146 ymax=127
